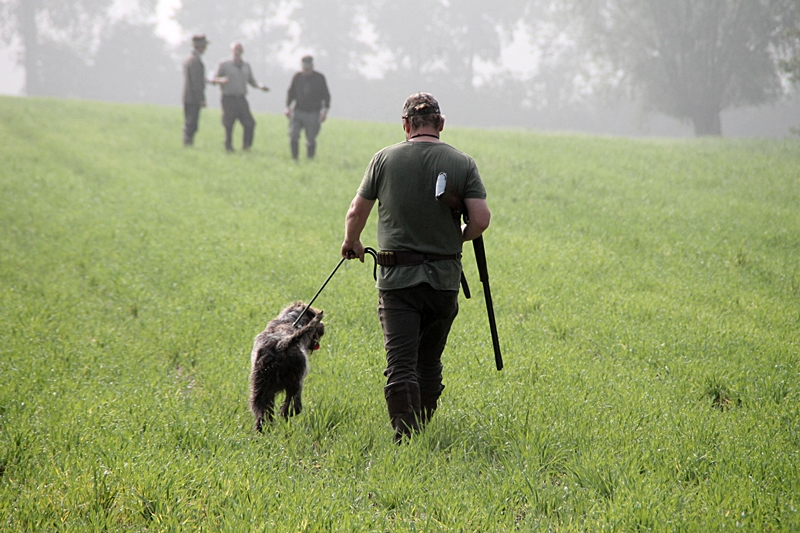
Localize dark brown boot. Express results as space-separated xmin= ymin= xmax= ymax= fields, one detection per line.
xmin=384 ymin=381 xmax=421 ymax=444
xmin=418 ymin=383 xmax=444 ymax=428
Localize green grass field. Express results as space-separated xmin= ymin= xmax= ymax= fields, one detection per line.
xmin=1 ymin=96 xmax=798 ymax=532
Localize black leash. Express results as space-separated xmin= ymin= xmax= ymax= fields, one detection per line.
xmin=292 ymin=247 xmax=381 ymax=327
xmin=364 ymin=247 xmax=378 ymax=280
xmin=292 ymin=256 xmax=347 ymax=327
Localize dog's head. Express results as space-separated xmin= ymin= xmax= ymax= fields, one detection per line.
xmin=307 ymin=311 xmax=325 ymax=351
xmin=277 ymin=301 xmax=325 ymax=350
xmin=274 ymin=301 xmax=313 ymax=325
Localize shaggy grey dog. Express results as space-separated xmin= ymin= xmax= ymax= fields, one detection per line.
xmin=249 ymin=301 xmax=325 ymax=432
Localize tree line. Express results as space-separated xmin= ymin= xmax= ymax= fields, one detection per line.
xmin=3 ymin=0 xmax=799 ymax=136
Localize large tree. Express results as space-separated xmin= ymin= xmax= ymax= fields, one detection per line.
xmin=366 ymin=0 xmax=521 ymax=92
xmin=287 ymin=0 xmax=371 ymax=76
xmin=83 ymin=20 xmax=178 ymax=105
xmin=781 ymin=0 xmax=800 ymax=84
xmin=0 ymin=0 xmax=169 ymax=97
xmin=569 ymin=0 xmax=798 ymax=135
xmin=2 ymin=0 xmax=127 ymax=95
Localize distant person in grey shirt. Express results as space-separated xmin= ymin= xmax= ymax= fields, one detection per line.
xmin=209 ymin=42 xmax=269 ymax=152
xmin=182 ymin=34 xmax=209 ymax=147
xmin=285 ymin=55 xmax=330 ymax=160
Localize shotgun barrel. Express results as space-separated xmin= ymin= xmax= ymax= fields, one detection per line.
xmin=436 ymin=172 xmax=503 ymax=371
xmin=472 ymin=235 xmax=503 ymax=370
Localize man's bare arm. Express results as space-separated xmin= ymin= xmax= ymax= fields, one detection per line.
xmin=462 ymin=198 xmax=490 ymax=242
xmin=342 ymin=194 xmax=376 ymax=261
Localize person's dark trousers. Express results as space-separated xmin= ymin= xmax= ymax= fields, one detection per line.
xmin=183 ymin=103 xmax=201 ymax=146
xmin=289 ymin=109 xmax=321 ymax=159
xmin=221 ymin=95 xmax=256 ymax=151
xmin=378 ymin=283 xmax=459 ymax=441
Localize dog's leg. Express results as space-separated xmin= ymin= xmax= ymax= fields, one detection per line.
xmin=253 ymin=392 xmax=276 ymax=432
xmin=264 ymin=395 xmax=276 ymax=422
xmin=280 ymin=386 xmax=303 ymax=418
xmin=290 ymin=390 xmax=303 ymax=417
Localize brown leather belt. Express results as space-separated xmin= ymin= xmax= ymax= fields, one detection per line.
xmin=375 ymin=250 xmax=461 ymax=267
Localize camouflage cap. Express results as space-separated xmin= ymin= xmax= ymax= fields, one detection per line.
xmin=402 ymin=92 xmax=441 ymax=118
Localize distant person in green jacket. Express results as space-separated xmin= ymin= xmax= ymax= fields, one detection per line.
xmin=209 ymin=42 xmax=270 ymax=152
xmin=182 ymin=34 xmax=209 ymax=147
xmin=285 ymin=55 xmax=330 ymax=160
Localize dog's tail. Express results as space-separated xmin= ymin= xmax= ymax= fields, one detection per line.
xmin=277 ymin=311 xmax=324 ymax=351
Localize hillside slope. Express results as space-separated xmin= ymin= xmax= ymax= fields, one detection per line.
xmin=1 ymin=96 xmax=799 ymax=531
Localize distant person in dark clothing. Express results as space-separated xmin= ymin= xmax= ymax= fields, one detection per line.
xmin=182 ymin=34 xmax=209 ymax=146
xmin=209 ymin=42 xmax=270 ymax=152
xmin=285 ymin=55 xmax=330 ymax=159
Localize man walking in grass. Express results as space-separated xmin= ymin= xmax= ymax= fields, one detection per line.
xmin=285 ymin=55 xmax=330 ymax=160
xmin=182 ymin=34 xmax=209 ymax=147
xmin=209 ymin=42 xmax=270 ymax=152
xmin=341 ymin=93 xmax=491 ymax=443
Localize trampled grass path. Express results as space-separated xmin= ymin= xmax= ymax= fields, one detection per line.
xmin=1 ymin=96 xmax=799 ymax=531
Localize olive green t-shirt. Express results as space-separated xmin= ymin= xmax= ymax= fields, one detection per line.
xmin=357 ymin=140 xmax=487 ymax=291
